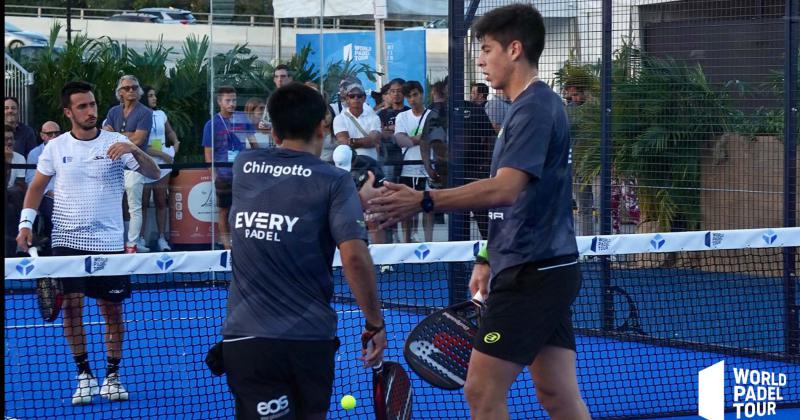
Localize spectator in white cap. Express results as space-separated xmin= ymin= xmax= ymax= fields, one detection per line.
xmin=332 ymin=144 xmax=353 ymax=172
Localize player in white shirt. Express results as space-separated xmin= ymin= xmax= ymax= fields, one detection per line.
xmin=17 ymin=81 xmax=160 ymax=406
xmin=393 ymin=81 xmax=441 ymax=243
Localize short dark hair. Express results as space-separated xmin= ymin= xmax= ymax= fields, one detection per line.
xmin=401 ymin=80 xmax=423 ymax=96
xmin=388 ymin=78 xmax=406 ymax=89
xmin=472 ymin=4 xmax=545 ymax=67
xmin=4 ymin=96 xmax=19 ymax=106
xmin=60 ymin=81 xmax=94 ymax=109
xmin=380 ymin=83 xmax=391 ymax=95
xmin=471 ymin=82 xmax=489 ymax=97
xmin=5 ymin=124 xmax=13 ymax=133
xmin=274 ymin=64 xmax=292 ymax=77
xmin=268 ymin=82 xmax=327 ymax=143
xmin=216 ymin=85 xmax=236 ymax=96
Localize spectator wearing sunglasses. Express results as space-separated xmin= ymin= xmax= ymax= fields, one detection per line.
xmin=24 ymin=120 xmax=60 ymax=255
xmin=333 ymin=81 xmax=385 ymax=244
xmin=103 ymin=75 xmax=154 ymax=253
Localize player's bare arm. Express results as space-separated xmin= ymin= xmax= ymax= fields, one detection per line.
xmin=16 ymin=171 xmax=53 ymax=251
xmin=107 ymin=141 xmax=160 ymax=179
xmin=339 ymin=238 xmax=386 ymax=367
xmin=369 ymin=166 xmax=531 ymax=228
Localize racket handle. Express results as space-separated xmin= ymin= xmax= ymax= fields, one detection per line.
xmin=471 ymin=291 xmax=484 ymax=304
xmin=28 ymin=247 xmax=39 ymax=258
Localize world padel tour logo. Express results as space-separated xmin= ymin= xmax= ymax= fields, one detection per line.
xmin=84 ymin=256 xmax=108 ymax=274
xmin=156 ymin=254 xmax=174 ymax=271
xmin=15 ymin=258 xmax=34 ymax=276
xmin=705 ymin=232 xmax=725 ymax=248
xmin=699 ymin=361 xmax=788 ymax=420
xmin=591 ymin=236 xmax=611 ymax=253
xmin=762 ymin=229 xmax=778 ymax=245
xmin=650 ymin=234 xmax=666 ymax=251
xmin=415 ymin=244 xmax=430 ymax=260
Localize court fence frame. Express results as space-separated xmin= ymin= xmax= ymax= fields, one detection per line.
xmin=445 ymin=0 xmax=799 ymax=357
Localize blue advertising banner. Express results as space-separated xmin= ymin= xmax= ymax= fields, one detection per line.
xmin=296 ymin=30 xmax=427 ymax=102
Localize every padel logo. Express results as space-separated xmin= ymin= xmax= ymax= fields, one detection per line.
xmin=483 ymin=332 xmax=501 ymax=344
xmin=156 ymin=254 xmax=174 ymax=271
xmin=649 ymin=234 xmax=666 ymax=251
xmin=762 ymin=229 xmax=777 ymax=245
xmin=15 ymin=259 xmax=34 ymax=276
xmin=415 ymin=244 xmax=430 ymax=260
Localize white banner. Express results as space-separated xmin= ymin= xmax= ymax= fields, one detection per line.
xmin=5 ymin=228 xmax=798 ymax=280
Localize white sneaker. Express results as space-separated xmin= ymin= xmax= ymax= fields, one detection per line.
xmin=100 ymin=373 xmax=129 ymax=401
xmin=157 ymin=237 xmax=171 ymax=252
xmin=71 ymin=373 xmax=99 ymax=405
xmin=134 ymin=238 xmax=150 ymax=253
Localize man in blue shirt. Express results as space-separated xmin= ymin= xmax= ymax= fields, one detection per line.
xmin=368 ymin=4 xmax=590 ymax=419
xmin=202 ymin=85 xmax=258 ymax=249
xmin=222 ymin=83 xmax=385 ymax=420
xmin=103 ymin=75 xmax=154 ymax=253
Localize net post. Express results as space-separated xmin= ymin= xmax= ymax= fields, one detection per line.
xmin=599 ymin=0 xmax=615 ymax=332
xmin=783 ymin=0 xmax=799 ymax=356
xmin=447 ymin=0 xmax=471 ymax=306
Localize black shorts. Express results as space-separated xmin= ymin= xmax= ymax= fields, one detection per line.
xmin=52 ymin=247 xmax=131 ymax=302
xmin=474 ymin=256 xmax=581 ymax=366
xmin=399 ymin=176 xmax=429 ymax=191
xmin=223 ymin=336 xmax=340 ymax=419
xmin=215 ymin=178 xmax=233 ymax=209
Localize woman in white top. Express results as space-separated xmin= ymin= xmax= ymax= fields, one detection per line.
xmin=141 ymin=86 xmax=180 ymax=251
xmin=244 ymin=97 xmax=273 ymax=148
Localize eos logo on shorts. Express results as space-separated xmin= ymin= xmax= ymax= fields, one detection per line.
xmin=257 ymin=395 xmax=289 ymax=416
xmin=483 ymin=332 xmax=501 ymax=344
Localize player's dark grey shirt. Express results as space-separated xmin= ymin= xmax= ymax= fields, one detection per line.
xmin=488 ymin=80 xmax=578 ymax=279
xmin=223 ymin=148 xmax=368 ymax=340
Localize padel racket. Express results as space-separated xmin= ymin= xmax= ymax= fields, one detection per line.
xmin=403 ymin=294 xmax=484 ymax=390
xmin=362 ymin=332 xmax=412 ymax=419
xmin=30 ymin=247 xmax=63 ymax=322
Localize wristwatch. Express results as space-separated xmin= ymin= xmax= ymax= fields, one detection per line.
xmin=421 ymin=191 xmax=435 ymax=213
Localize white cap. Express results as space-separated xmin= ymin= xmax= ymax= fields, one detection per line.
xmin=332 ymin=145 xmax=353 ymax=172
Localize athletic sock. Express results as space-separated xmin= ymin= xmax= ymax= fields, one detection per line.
xmin=75 ymin=353 xmax=92 ymax=376
xmin=106 ymin=357 xmax=121 ymax=377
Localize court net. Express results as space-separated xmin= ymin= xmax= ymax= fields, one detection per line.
xmin=4 ymin=227 xmax=799 ymax=419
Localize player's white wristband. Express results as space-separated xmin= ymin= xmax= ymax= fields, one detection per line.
xmin=18 ymin=208 xmax=37 ymax=231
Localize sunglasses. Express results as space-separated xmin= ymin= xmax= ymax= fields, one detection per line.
xmin=119 ymin=85 xmax=139 ymax=92
xmin=348 ymin=93 xmax=366 ymax=99
xmin=41 ymin=131 xmax=60 ymax=137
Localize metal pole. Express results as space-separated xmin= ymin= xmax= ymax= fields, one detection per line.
xmin=447 ymin=0 xmax=470 ymax=306
xmin=600 ymin=0 xmax=614 ymax=332
xmin=783 ymin=0 xmax=799 ymax=356
xmin=66 ymin=0 xmax=72 ymax=43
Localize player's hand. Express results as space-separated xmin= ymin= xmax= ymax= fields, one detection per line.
xmin=469 ymin=263 xmax=490 ymax=298
xmin=361 ymin=328 xmax=387 ymax=368
xmin=16 ymin=228 xmax=33 ymax=253
xmin=358 ymin=171 xmax=380 ymax=209
xmin=107 ymin=141 xmax=136 ymax=160
xmin=103 ymin=124 xmax=115 ymax=132
xmin=367 ymin=182 xmax=423 ymax=229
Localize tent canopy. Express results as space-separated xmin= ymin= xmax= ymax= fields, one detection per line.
xmin=272 ymin=0 xmax=447 ymax=19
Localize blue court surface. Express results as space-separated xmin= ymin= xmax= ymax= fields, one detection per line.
xmin=5 ymin=263 xmax=799 ymax=419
